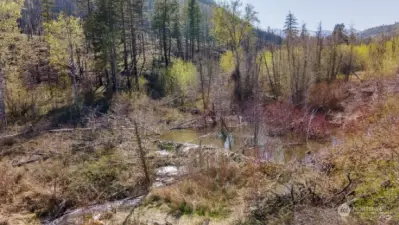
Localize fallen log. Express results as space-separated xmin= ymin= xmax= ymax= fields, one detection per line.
xmin=49 ymin=126 xmax=161 ymax=135
xmin=12 ymin=154 xmax=51 ymax=167
xmin=170 ymin=115 xmax=207 ymax=130
xmin=44 ymin=196 xmax=145 ymax=225
xmin=0 ymin=133 xmax=22 ymax=140
xmin=49 ymin=128 xmax=94 ymax=133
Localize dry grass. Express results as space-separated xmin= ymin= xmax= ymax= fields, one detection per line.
xmin=316 ymin=94 xmax=399 ymax=223
xmin=0 ymin=93 xmax=195 ymax=222
xmin=149 ymin=156 xmax=244 ymax=218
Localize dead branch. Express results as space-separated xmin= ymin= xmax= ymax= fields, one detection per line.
xmin=12 ymin=154 xmax=51 ymax=167
xmin=0 ymin=133 xmax=21 ymax=139
xmin=49 ymin=128 xmax=94 ymax=133
xmin=170 ymin=115 xmax=207 ymax=130
xmin=159 ymin=95 xmax=182 ymax=106
xmin=325 ymin=173 xmax=353 ymax=205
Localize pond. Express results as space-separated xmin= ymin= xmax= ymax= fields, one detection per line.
xmin=160 ymin=125 xmax=324 ymax=164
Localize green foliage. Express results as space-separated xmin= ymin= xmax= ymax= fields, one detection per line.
xmin=211 ymin=4 xmax=257 ymax=49
xmin=354 ymin=160 xmax=399 ymax=222
xmin=152 ymin=0 xmax=179 ymax=31
xmin=0 ymin=0 xmax=24 ymax=65
xmin=187 ymin=0 xmax=202 ymax=42
xmin=44 ymin=13 xmax=84 ymax=75
xmin=220 ymin=50 xmax=235 ymax=73
xmin=0 ymin=0 xmax=24 ymax=33
xmin=85 ymin=0 xmax=120 ymax=75
xmin=41 ymin=0 xmax=54 ymax=25
xmin=166 ymin=59 xmax=197 ymax=96
xmin=284 ymin=11 xmax=298 ymax=41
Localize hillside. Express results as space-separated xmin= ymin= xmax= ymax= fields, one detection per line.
xmin=359 ymin=22 xmax=399 ymax=39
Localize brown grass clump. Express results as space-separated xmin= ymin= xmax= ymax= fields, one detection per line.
xmin=149 ymin=156 xmax=244 ymax=218
xmin=0 ymin=164 xmax=23 ymax=206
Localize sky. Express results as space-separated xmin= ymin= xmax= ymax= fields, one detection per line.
xmin=239 ymin=0 xmax=399 ymax=31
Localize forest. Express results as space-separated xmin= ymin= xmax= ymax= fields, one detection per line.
xmin=1 ymin=0 xmax=399 ymax=224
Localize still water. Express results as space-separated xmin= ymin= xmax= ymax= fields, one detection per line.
xmin=160 ymin=126 xmax=322 ymax=164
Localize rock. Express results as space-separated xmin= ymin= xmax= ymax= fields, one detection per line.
xmin=157 ymin=150 xmax=171 ymax=156
xmin=156 ymin=166 xmax=180 ymax=176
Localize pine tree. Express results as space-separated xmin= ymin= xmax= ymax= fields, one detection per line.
xmin=171 ymin=10 xmax=182 ymax=58
xmin=284 ymin=11 xmax=300 ymax=104
xmin=284 ymin=11 xmax=298 ymax=46
xmin=41 ymin=0 xmax=53 ymax=27
xmin=152 ymin=0 xmax=179 ymax=67
xmin=86 ymin=0 xmax=121 ymax=90
xmin=187 ymin=0 xmax=201 ymax=59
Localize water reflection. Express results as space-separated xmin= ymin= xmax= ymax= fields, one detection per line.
xmin=160 ymin=126 xmax=318 ymax=164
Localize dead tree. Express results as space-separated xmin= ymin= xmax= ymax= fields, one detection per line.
xmin=134 ymin=120 xmax=150 ymax=187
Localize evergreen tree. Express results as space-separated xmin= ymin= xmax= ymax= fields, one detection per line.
xmin=152 ymin=0 xmax=179 ymax=67
xmin=284 ymin=11 xmax=298 ymax=50
xmin=187 ymin=0 xmax=201 ymax=59
xmin=284 ymin=11 xmax=300 ymax=104
xmin=41 ymin=0 xmax=53 ymax=25
xmin=171 ymin=9 xmax=183 ymax=58
xmin=86 ymin=0 xmax=121 ymax=90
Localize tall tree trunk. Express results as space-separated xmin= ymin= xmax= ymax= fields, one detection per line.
xmin=129 ymin=0 xmax=139 ymax=90
xmin=191 ymin=37 xmax=195 ymax=59
xmin=110 ymin=42 xmax=117 ymax=91
xmin=109 ymin=11 xmax=117 ymax=91
xmin=162 ymin=0 xmax=169 ymax=67
xmin=199 ymin=60 xmax=206 ymax=110
xmin=185 ymin=34 xmax=189 ymax=60
xmin=68 ymin=42 xmax=79 ymax=107
xmin=121 ymin=0 xmax=131 ymax=90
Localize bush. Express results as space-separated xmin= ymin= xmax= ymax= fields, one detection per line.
xmin=308 ymin=81 xmax=348 ymax=111
xmin=220 ymin=50 xmax=235 ymax=73
xmin=166 ymin=59 xmax=197 ymax=98
xmin=65 ymin=154 xmax=127 ymax=204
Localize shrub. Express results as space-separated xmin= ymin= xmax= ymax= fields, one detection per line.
xmin=220 ymin=50 xmax=235 ymax=73
xmin=308 ymin=81 xmax=349 ymax=112
xmin=65 ymin=152 xmax=141 ymax=205
xmin=166 ymin=59 xmax=197 ymax=98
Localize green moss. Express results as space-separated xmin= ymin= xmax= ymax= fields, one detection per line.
xmin=353 ymin=160 xmax=399 ymax=222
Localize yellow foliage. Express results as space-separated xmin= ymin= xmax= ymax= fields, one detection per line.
xmin=167 ymin=59 xmax=197 ymax=96
xmin=220 ymin=50 xmax=235 ymax=73
xmin=0 ymin=0 xmax=24 ymax=33
xmin=44 ymin=14 xmax=84 ymax=75
xmin=211 ymin=7 xmax=253 ymax=48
